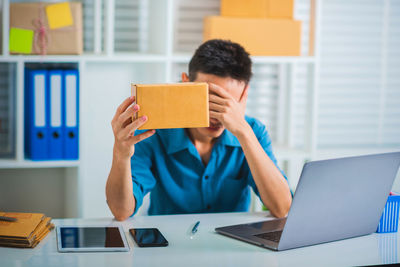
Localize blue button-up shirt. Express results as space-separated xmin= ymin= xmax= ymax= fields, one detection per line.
xmin=131 ymin=116 xmax=287 ymax=215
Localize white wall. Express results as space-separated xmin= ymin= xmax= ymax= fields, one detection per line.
xmin=0 ymin=168 xmax=68 ymax=218
xmin=79 ymin=62 xmax=165 ymax=217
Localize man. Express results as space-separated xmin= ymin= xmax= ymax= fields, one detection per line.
xmin=106 ymin=39 xmax=292 ymax=221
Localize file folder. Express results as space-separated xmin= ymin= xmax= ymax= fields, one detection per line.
xmin=25 ymin=69 xmax=49 ymax=160
xmin=63 ymin=70 xmax=79 ymax=159
xmin=48 ymin=70 xmax=63 ymax=159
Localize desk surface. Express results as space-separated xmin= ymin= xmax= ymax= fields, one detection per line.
xmin=0 ymin=212 xmax=398 ymax=267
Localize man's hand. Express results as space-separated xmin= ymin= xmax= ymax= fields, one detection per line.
xmin=208 ymin=83 xmax=250 ymax=136
xmin=111 ymin=96 xmax=155 ymax=160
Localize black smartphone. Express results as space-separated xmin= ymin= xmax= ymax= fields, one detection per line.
xmin=129 ymin=228 xmax=169 ymax=247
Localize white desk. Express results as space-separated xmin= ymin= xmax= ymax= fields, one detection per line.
xmin=1 ymin=212 xmax=398 ymax=267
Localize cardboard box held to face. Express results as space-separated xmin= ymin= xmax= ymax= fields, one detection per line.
xmin=131 ymin=83 xmax=209 ymax=130
xmin=203 ymin=16 xmax=301 ymax=56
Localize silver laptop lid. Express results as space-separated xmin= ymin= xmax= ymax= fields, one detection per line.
xmin=278 ymin=152 xmax=400 ymax=251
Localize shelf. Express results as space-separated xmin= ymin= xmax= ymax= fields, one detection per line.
xmin=171 ymin=53 xmax=316 ymax=64
xmin=0 ymin=53 xmax=316 ymax=64
xmin=0 ymin=53 xmax=167 ymax=63
xmin=0 ymin=55 xmax=81 ymax=63
xmin=0 ymin=159 xmax=80 ymax=169
xmin=84 ymin=53 xmax=167 ymax=63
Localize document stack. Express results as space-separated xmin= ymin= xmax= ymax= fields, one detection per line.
xmin=24 ymin=69 xmax=79 ymax=160
xmin=0 ymin=212 xmax=54 ymax=248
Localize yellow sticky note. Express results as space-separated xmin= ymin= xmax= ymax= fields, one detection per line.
xmin=9 ymin=27 xmax=34 ymax=54
xmin=46 ymin=2 xmax=73 ymax=29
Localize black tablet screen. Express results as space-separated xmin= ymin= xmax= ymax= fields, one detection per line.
xmin=60 ymin=227 xmax=125 ymax=248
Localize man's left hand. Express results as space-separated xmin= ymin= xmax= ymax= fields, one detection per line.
xmin=208 ymin=83 xmax=250 ymax=137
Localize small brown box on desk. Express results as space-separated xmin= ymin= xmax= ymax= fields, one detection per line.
xmin=9 ymin=2 xmax=83 ymax=55
xmin=131 ymin=83 xmax=210 ymax=130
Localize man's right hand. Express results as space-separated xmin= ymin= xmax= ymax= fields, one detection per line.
xmin=111 ymin=96 xmax=155 ymax=160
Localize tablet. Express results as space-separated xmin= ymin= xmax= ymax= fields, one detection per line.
xmin=56 ymin=226 xmax=130 ymax=252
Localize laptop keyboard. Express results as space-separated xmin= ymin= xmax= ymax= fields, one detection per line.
xmin=254 ymin=231 xmax=283 ymax=243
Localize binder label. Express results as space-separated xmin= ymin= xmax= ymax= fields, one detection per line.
xmin=34 ymin=74 xmax=46 ymax=127
xmin=50 ymin=74 xmax=62 ymax=127
xmin=66 ymin=74 xmax=77 ymax=127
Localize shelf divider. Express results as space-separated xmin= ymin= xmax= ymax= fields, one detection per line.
xmin=15 ymin=61 xmax=24 ymax=162
xmin=2 ymin=0 xmax=10 ymax=56
xmin=104 ymin=0 xmax=115 ymax=56
xmin=94 ymin=0 xmax=103 ymax=54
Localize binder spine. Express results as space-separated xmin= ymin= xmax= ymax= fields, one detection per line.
xmin=25 ymin=69 xmax=49 ymax=160
xmin=48 ymin=70 xmax=64 ymax=159
xmin=63 ymin=70 xmax=79 ymax=160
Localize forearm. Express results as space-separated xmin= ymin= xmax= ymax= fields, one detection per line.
xmin=106 ymin=151 xmax=136 ymax=221
xmin=237 ymin=125 xmax=292 ymax=218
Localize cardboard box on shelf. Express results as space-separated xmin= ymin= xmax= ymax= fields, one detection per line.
xmin=131 ymin=83 xmax=209 ymax=130
xmin=221 ymin=0 xmax=294 ymax=19
xmin=203 ymin=16 xmax=301 ymax=56
xmin=9 ymin=2 xmax=83 ymax=55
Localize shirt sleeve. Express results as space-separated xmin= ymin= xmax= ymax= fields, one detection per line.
xmin=130 ymin=131 xmax=157 ymax=216
xmin=243 ymin=120 xmax=289 ymax=198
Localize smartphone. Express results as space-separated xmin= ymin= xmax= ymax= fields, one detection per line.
xmin=129 ymin=228 xmax=169 ymax=247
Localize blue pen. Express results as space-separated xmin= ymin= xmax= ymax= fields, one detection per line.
xmin=192 ymin=221 xmax=200 ymax=234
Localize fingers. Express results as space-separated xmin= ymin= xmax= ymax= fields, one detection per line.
xmin=209 ymin=111 xmax=222 ymax=121
xmin=127 ymin=130 xmax=156 ymax=145
xmin=209 ymin=94 xmax=226 ymax=105
xmin=113 ymin=96 xmax=135 ymax=121
xmin=209 ymin=102 xmax=226 ymax=112
xmin=118 ymin=104 xmax=139 ymax=128
xmin=119 ymin=115 xmax=148 ymax=140
xmin=208 ymin=83 xmax=232 ymax=99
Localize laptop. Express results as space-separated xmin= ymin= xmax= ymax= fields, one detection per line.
xmin=215 ymin=152 xmax=400 ymax=251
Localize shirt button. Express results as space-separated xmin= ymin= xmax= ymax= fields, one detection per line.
xmin=204 ymin=175 xmax=209 ymax=180
xmin=207 ymin=204 xmax=211 ymax=210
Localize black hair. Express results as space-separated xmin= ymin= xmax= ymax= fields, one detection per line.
xmin=188 ymin=39 xmax=252 ymax=84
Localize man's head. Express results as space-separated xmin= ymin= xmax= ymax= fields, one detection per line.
xmin=182 ymin=39 xmax=252 ymax=139
xmin=188 ymin=39 xmax=252 ymax=84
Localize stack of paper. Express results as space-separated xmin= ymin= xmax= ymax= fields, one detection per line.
xmin=0 ymin=212 xmax=54 ymax=248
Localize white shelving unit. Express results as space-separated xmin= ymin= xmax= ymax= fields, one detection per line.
xmin=0 ymin=0 xmax=322 ymax=217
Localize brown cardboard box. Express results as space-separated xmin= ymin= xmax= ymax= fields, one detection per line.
xmin=203 ymin=16 xmax=301 ymax=56
xmin=131 ymin=83 xmax=209 ymax=130
xmin=221 ymin=0 xmax=294 ymax=19
xmin=9 ymin=2 xmax=83 ymax=55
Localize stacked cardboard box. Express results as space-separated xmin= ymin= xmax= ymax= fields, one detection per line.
xmin=203 ymin=0 xmax=301 ymax=56
xmin=0 ymin=212 xmax=54 ymax=248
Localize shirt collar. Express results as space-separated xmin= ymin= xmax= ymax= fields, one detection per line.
xmin=159 ymin=128 xmax=241 ymax=155
xmin=217 ymin=129 xmax=241 ymax=147
xmin=158 ymin=128 xmax=192 ymax=154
